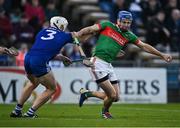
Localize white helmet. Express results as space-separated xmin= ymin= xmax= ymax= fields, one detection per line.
xmin=50 ymin=16 xmax=68 ymax=31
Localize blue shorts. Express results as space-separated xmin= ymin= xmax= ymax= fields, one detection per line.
xmin=24 ymin=54 xmax=51 ymax=77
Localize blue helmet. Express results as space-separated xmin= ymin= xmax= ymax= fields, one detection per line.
xmin=118 ymin=11 xmax=133 ymax=21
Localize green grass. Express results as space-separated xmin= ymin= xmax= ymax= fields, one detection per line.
xmin=0 ymin=104 xmax=180 ymax=127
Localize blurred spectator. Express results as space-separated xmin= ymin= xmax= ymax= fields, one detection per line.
xmin=146 ymin=10 xmax=170 ymax=52
xmin=67 ymin=45 xmax=81 ymax=67
xmin=45 ymin=0 xmax=59 ymax=21
xmin=83 ymin=33 xmax=97 ymax=58
xmin=129 ymin=0 xmax=143 ymax=34
xmin=164 ymin=0 xmax=180 ymax=21
xmin=140 ymin=0 xmax=161 ymax=25
xmin=42 ymin=20 xmax=49 ymax=29
xmin=70 ymin=45 xmax=81 ymax=60
xmin=159 ymin=0 xmax=168 ymax=7
xmin=11 ymin=0 xmax=24 ymax=11
xmin=12 ymin=14 xmax=35 ymax=47
xmin=99 ymin=0 xmax=130 ymax=23
xmin=10 ymin=8 xmax=22 ymax=25
xmin=22 ymin=0 xmax=45 ymax=31
xmin=98 ymin=0 xmax=115 ymax=22
xmin=2 ymin=0 xmax=12 ymax=13
xmin=0 ymin=7 xmax=13 ymax=47
xmin=0 ymin=0 xmax=4 ymax=10
xmin=98 ymin=0 xmax=130 ymax=23
xmin=49 ymin=60 xmax=64 ymax=68
xmin=166 ymin=8 xmax=180 ymax=52
xmin=15 ymin=43 xmax=28 ymax=66
xmin=113 ymin=0 xmax=128 ymax=23
xmin=0 ymin=0 xmax=179 ymax=68
xmin=0 ymin=54 xmax=8 ymax=66
xmin=98 ymin=0 xmax=113 ymax=13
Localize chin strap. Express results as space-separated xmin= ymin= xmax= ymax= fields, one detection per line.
xmin=53 ymin=23 xmax=62 ymax=31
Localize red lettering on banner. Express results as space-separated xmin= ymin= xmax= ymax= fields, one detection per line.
xmin=101 ymin=27 xmax=128 ymax=46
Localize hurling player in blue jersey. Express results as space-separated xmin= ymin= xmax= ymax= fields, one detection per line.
xmin=10 ymin=16 xmax=79 ymax=118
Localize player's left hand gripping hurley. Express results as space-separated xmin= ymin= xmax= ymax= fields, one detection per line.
xmin=74 ymin=38 xmax=94 ymax=67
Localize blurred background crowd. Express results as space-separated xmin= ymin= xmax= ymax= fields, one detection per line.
xmin=0 ymin=0 xmax=179 ymax=101
xmin=0 ymin=0 xmax=179 ymax=67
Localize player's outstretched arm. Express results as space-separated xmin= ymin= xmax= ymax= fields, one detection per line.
xmin=73 ymin=24 xmax=100 ymax=43
xmin=71 ymin=32 xmax=95 ymax=43
xmin=77 ymin=24 xmax=100 ymax=36
xmin=71 ymin=24 xmax=100 ymax=42
xmin=136 ymin=40 xmax=172 ymax=62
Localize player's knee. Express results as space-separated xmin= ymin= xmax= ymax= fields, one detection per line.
xmin=109 ymin=93 xmax=116 ymax=101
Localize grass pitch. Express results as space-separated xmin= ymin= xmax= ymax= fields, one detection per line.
xmin=0 ymin=104 xmax=180 ymax=127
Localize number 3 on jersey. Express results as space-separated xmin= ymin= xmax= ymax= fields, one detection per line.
xmin=41 ymin=29 xmax=57 ymax=40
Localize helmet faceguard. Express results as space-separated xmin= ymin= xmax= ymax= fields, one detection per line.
xmin=50 ymin=16 xmax=68 ymax=31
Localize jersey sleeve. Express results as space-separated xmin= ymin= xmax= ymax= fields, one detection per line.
xmin=64 ymin=32 xmax=73 ymax=43
xmin=96 ymin=21 xmax=113 ymax=30
xmin=56 ymin=32 xmax=73 ymax=44
xmin=128 ymin=31 xmax=140 ymax=45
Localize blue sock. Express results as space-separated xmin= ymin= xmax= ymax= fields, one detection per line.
xmin=27 ymin=107 xmax=36 ymax=116
xmin=15 ymin=104 xmax=23 ymax=113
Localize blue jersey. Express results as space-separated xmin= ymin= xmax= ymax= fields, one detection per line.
xmin=28 ymin=27 xmax=73 ymax=60
xmin=24 ymin=27 xmax=73 ymax=77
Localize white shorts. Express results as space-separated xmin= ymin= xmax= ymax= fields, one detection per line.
xmin=89 ymin=57 xmax=118 ymax=83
